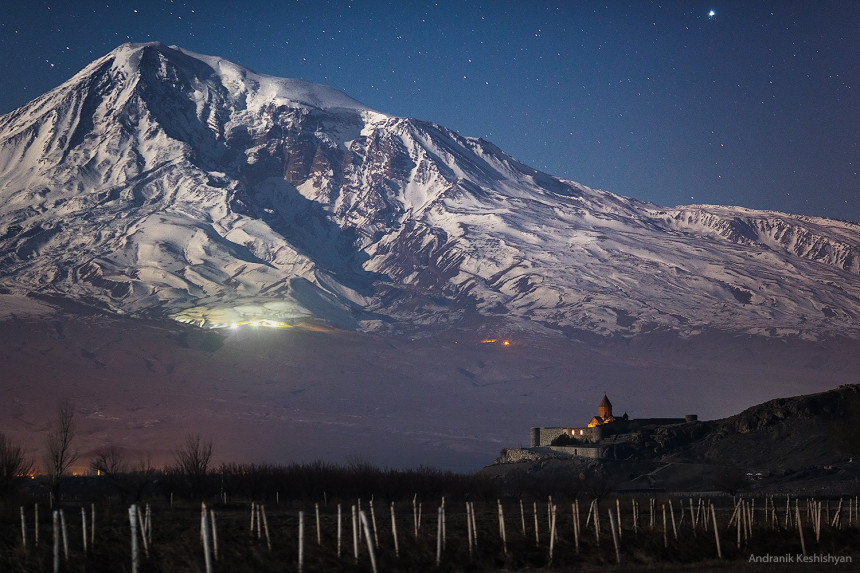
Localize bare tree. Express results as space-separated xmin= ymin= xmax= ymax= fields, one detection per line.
xmin=45 ymin=400 xmax=79 ymax=503
xmin=91 ymin=445 xmax=130 ymax=501
xmin=91 ymin=444 xmax=128 ymax=478
xmin=91 ymin=446 xmax=158 ymax=502
xmin=130 ymin=453 xmax=158 ymax=501
xmin=174 ymin=433 xmax=213 ymax=499
xmin=0 ymin=432 xmax=33 ymax=498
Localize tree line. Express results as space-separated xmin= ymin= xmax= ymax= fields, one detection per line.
xmin=0 ymin=401 xmax=499 ymax=505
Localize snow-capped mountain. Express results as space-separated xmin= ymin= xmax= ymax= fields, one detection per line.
xmin=1 ymin=42 xmax=858 ymax=338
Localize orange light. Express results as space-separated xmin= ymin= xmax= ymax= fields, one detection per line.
xmin=481 ymin=339 xmax=497 ymax=344
xmin=502 ymin=340 xmax=510 ymax=346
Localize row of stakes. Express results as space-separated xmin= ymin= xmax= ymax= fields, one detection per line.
xmin=16 ymin=494 xmax=859 ymax=571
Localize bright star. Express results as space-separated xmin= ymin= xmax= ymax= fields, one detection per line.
xmin=708 ymin=10 xmax=716 ymax=18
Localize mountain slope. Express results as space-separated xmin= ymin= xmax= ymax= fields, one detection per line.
xmin=0 ymin=42 xmax=858 ymax=338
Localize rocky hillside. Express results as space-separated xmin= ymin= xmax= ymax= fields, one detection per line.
xmin=489 ymin=384 xmax=860 ymax=493
xmin=659 ymin=383 xmax=860 ymax=469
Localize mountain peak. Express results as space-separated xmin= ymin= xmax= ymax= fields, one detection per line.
xmin=0 ymin=44 xmax=858 ymax=339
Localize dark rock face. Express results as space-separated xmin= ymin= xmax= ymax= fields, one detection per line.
xmin=629 ymin=384 xmax=860 ymax=469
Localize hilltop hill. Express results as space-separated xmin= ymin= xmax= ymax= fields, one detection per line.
xmin=486 ymin=384 xmax=860 ymax=494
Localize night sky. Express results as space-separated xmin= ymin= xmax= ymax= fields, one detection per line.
xmin=1 ymin=1 xmax=857 ymax=222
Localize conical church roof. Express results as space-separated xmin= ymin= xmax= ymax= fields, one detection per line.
xmin=599 ymin=394 xmax=612 ymax=408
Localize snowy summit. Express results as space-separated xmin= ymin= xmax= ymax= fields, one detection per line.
xmin=0 ymin=42 xmax=858 ymax=339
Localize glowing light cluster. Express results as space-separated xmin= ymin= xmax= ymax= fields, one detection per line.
xmin=481 ymin=338 xmax=512 ymax=346
xmin=226 ymin=319 xmax=291 ymax=329
xmin=170 ymin=301 xmax=305 ymax=329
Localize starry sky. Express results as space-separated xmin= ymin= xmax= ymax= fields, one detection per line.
xmin=1 ymin=0 xmax=857 ymax=222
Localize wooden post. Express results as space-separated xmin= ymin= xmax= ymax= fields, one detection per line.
xmin=547 ymin=496 xmax=553 ymax=533
xmin=35 ymin=503 xmax=39 ymax=547
xmin=360 ymin=511 xmax=379 ymax=573
xmin=466 ymin=502 xmax=474 ymax=557
xmin=145 ymin=503 xmax=152 ymax=548
xmin=689 ymin=498 xmax=696 ymax=533
xmin=470 ymin=501 xmax=479 ymax=548
xmin=357 ymin=499 xmax=363 ymax=544
xmin=498 ymin=500 xmax=508 ymax=555
xmin=772 ymin=502 xmax=778 ymax=531
xmin=53 ymin=510 xmax=60 ymax=573
xmin=572 ymin=502 xmax=580 ymax=554
xmin=391 ymin=502 xmax=400 ymax=558
xmin=533 ymin=501 xmax=540 ymax=546
xmin=250 ymin=502 xmax=256 ymax=533
xmin=585 ymin=499 xmax=594 ymax=527
xmin=413 ymin=495 xmax=419 ymax=539
xmin=548 ymin=504 xmax=557 ymax=563
xmin=257 ymin=504 xmax=263 ymax=540
xmin=751 ymin=498 xmax=755 ymax=530
xmin=315 ymin=503 xmax=321 ymax=546
xmin=520 ymin=499 xmax=526 ymax=535
xmin=370 ymin=499 xmax=379 ymax=548
xmin=137 ymin=503 xmax=149 ymax=558
xmin=594 ymin=499 xmax=600 ymax=547
xmin=697 ymin=498 xmax=704 ymax=530
xmin=632 ymin=499 xmax=638 ymax=535
xmin=81 ymin=507 xmax=87 ymax=553
xmin=436 ymin=506 xmax=443 ymax=566
xmin=352 ymin=505 xmax=359 ymax=563
xmin=736 ymin=504 xmax=742 ymax=549
xmin=669 ymin=499 xmax=678 ymax=540
xmin=711 ymin=503 xmax=722 ymax=560
xmin=616 ymin=498 xmax=622 ymax=539
xmin=728 ymin=499 xmax=740 ymax=527
xmin=816 ymin=501 xmax=822 ymax=542
xmin=337 ymin=503 xmax=342 ymax=557
xmin=210 ymin=510 xmax=219 ymax=561
xmin=832 ymin=498 xmax=843 ymax=529
xmin=609 ymin=508 xmax=621 ymax=564
xmin=650 ymin=497 xmax=654 ymax=530
xmin=59 ymin=509 xmax=69 ymax=562
xmin=129 ymin=505 xmax=140 ymax=573
xmin=20 ymin=507 xmax=26 ymax=550
xmin=200 ymin=504 xmax=213 ymax=573
xmin=298 ymin=511 xmax=305 ymax=573
xmin=662 ymin=503 xmax=668 ymax=548
xmin=90 ymin=503 xmax=95 ymax=549
xmin=795 ymin=503 xmax=806 ymax=557
xmin=441 ymin=497 xmax=447 ymax=550
xmin=261 ymin=505 xmax=271 ymax=551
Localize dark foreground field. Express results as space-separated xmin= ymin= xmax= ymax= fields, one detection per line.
xmin=3 ymin=491 xmax=858 ymax=572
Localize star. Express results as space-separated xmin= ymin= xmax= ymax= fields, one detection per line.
xmin=708 ymin=10 xmax=716 ymax=18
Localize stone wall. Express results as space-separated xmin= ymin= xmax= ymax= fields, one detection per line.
xmin=530 ymin=426 xmax=604 ymax=446
xmin=548 ymin=445 xmax=606 ymax=459
xmin=497 ymin=446 xmax=608 ymax=463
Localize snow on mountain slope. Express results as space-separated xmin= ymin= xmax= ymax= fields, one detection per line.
xmin=0 ymin=42 xmax=858 ymax=339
